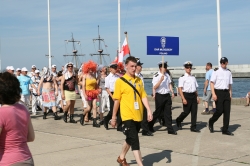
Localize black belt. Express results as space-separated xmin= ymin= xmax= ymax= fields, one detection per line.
xmin=215 ymin=89 xmax=229 ymax=91
xmin=156 ymin=93 xmax=170 ymax=95
xmin=183 ymin=92 xmax=196 ymax=94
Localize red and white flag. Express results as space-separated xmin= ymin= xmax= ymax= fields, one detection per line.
xmin=113 ymin=38 xmax=130 ymax=63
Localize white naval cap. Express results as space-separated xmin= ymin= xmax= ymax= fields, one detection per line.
xmin=157 ymin=61 xmax=168 ymax=66
xmin=109 ymin=63 xmax=118 ymax=68
xmin=16 ymin=68 xmax=21 ymax=71
xmin=35 ymin=70 xmax=40 ymax=73
xmin=21 ymin=67 xmax=28 ymax=72
xmin=183 ymin=61 xmax=193 ymax=66
xmin=52 ymin=64 xmax=56 ymax=68
xmin=31 ymin=65 xmax=36 ymax=68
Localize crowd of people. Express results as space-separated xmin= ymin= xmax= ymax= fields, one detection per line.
xmin=0 ymin=56 xmax=236 ymax=166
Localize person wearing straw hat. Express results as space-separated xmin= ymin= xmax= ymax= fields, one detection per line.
xmin=148 ymin=61 xmax=177 ymax=135
xmin=176 ymin=61 xmax=200 ymax=132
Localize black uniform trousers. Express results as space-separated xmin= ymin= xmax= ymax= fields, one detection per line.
xmin=104 ymin=92 xmax=122 ymax=130
xmin=141 ymin=106 xmax=149 ymax=132
xmin=176 ymin=92 xmax=197 ymax=129
xmin=148 ymin=93 xmax=174 ymax=132
xmin=209 ymin=89 xmax=231 ymax=132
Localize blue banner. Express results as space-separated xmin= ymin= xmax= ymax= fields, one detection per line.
xmin=147 ymin=36 xmax=179 ymax=55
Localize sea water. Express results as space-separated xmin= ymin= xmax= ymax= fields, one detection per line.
xmin=144 ymin=78 xmax=250 ymax=98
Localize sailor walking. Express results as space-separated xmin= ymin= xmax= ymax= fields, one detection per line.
xmin=148 ymin=61 xmax=177 ymax=135
xmin=208 ymin=57 xmax=234 ymax=136
xmin=176 ymin=61 xmax=200 ymax=132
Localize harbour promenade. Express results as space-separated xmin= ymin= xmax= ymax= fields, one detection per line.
xmin=28 ymin=98 xmax=250 ymax=166
xmin=142 ymin=64 xmax=250 ymax=78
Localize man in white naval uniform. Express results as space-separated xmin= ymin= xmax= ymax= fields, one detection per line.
xmin=103 ymin=63 xmax=122 ymax=131
xmin=176 ymin=61 xmax=200 ymax=133
xmin=208 ymin=57 xmax=234 ymax=136
xmin=148 ymin=61 xmax=176 ymax=135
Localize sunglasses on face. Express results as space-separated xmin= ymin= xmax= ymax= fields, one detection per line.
xmin=67 ymin=65 xmax=73 ymax=68
xmin=185 ymin=66 xmax=192 ymax=69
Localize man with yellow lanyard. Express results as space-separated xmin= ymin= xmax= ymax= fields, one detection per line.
xmin=111 ymin=56 xmax=153 ymax=166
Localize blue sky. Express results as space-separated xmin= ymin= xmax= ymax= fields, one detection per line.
xmin=0 ymin=0 xmax=249 ymax=70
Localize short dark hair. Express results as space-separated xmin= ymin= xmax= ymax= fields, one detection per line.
xmin=0 ymin=72 xmax=21 ymax=104
xmin=57 ymin=71 xmax=63 ymax=77
xmin=207 ymin=62 xmax=212 ymax=68
xmin=125 ymin=56 xmax=137 ymax=65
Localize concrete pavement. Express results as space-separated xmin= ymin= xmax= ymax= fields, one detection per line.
xmin=28 ymin=99 xmax=250 ymax=166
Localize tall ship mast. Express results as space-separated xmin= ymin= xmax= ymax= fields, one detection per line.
xmin=90 ymin=25 xmax=110 ymax=65
xmin=64 ymin=34 xmax=85 ymax=69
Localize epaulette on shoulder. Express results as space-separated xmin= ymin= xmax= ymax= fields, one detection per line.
xmin=227 ymin=68 xmax=231 ymax=72
xmin=214 ymin=67 xmax=218 ymax=71
xmin=154 ymin=72 xmax=159 ymax=77
xmin=180 ymin=74 xmax=184 ymax=77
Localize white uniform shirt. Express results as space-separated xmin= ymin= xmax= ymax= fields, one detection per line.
xmin=135 ymin=73 xmax=144 ymax=86
xmin=31 ymin=76 xmax=41 ymax=94
xmin=152 ymin=72 xmax=172 ymax=94
xmin=178 ymin=73 xmax=198 ymax=93
xmin=210 ymin=67 xmax=233 ymax=89
xmin=28 ymin=71 xmax=35 ymax=78
xmin=105 ymin=73 xmax=120 ymax=92
xmin=52 ymin=72 xmax=57 ymax=77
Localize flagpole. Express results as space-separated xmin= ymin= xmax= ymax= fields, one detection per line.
xmin=124 ymin=31 xmax=131 ymax=56
xmin=0 ymin=38 xmax=1 ymax=72
xmin=216 ymin=0 xmax=222 ymax=66
xmin=48 ymin=0 xmax=52 ymax=69
xmin=118 ymin=0 xmax=121 ymax=52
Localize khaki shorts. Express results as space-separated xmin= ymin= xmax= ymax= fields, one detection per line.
xmin=203 ymin=90 xmax=214 ymax=102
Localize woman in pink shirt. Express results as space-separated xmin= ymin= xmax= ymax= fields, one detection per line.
xmin=0 ymin=72 xmax=35 ymax=166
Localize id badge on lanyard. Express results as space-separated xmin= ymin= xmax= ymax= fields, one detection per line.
xmin=131 ymin=81 xmax=139 ymax=110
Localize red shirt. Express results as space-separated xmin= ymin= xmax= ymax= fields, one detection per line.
xmin=0 ymin=103 xmax=32 ymax=166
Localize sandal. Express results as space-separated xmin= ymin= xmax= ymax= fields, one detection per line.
xmin=117 ymin=156 xmax=130 ymax=166
xmin=244 ymin=104 xmax=249 ymax=107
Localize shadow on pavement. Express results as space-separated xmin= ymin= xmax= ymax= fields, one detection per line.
xmin=130 ymin=150 xmax=173 ymax=165
xmin=171 ymin=106 xmax=182 ymax=110
xmin=229 ymin=124 xmax=241 ymax=132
